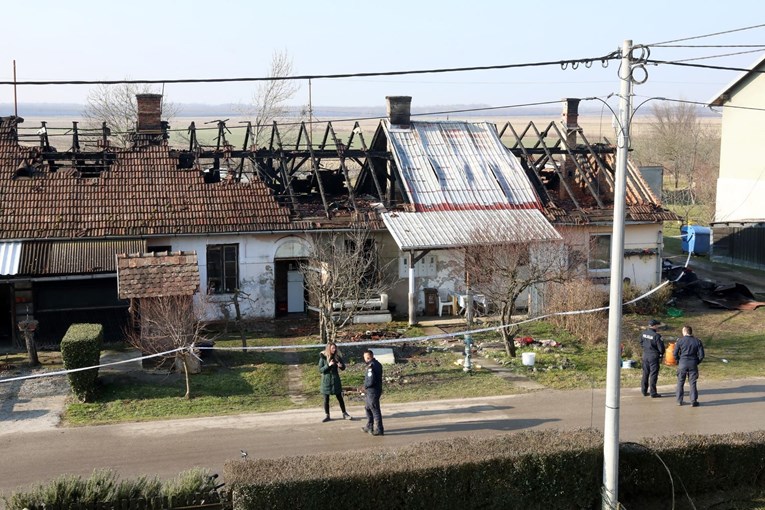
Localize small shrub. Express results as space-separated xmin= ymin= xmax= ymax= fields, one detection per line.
xmin=162 ymin=467 xmax=216 ymax=501
xmin=545 ymin=279 xmax=608 ymax=345
xmin=1 ymin=468 xmax=210 ymax=510
xmin=623 ymin=283 xmax=673 ymax=316
xmin=60 ymin=323 xmax=103 ymax=402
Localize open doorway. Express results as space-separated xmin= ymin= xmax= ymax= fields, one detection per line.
xmin=0 ymin=283 xmax=13 ymax=348
xmin=274 ymin=260 xmax=306 ymax=316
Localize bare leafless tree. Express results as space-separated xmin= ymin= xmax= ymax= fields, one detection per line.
xmin=239 ymin=50 xmax=303 ymax=146
xmin=83 ymin=83 xmax=179 ymax=147
xmin=633 ymin=101 xmax=720 ymax=223
xmin=300 ymin=227 xmax=397 ymax=344
xmin=460 ymin=230 xmax=580 ymax=357
xmin=124 ymin=295 xmax=208 ymax=399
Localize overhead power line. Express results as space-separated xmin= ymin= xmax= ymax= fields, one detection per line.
xmin=648 ymin=23 xmax=765 ymax=46
xmin=0 ymin=53 xmax=619 ymax=87
xmin=646 ymin=59 xmax=765 ymax=74
xmin=665 ymin=48 xmax=765 ymax=63
xmin=653 ymin=44 xmax=765 ymax=48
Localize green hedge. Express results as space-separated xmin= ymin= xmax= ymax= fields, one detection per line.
xmin=60 ymin=323 xmax=103 ymax=403
xmin=225 ymin=429 xmax=765 ymax=510
xmin=1 ymin=468 xmax=219 ymax=510
xmin=619 ymin=432 xmax=765 ymax=507
xmin=226 ymin=429 xmax=603 ymax=510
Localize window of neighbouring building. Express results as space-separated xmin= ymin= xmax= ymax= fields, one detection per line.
xmin=207 ymin=244 xmax=239 ymax=294
xmin=588 ymin=234 xmax=611 ymax=271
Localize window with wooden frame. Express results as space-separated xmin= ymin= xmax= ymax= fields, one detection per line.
xmin=207 ymin=244 xmax=239 ymax=294
xmin=588 ymin=234 xmax=611 ymax=271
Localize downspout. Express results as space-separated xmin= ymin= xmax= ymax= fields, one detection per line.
xmin=408 ymin=251 xmax=416 ymax=326
xmin=657 ymin=228 xmax=663 ymax=285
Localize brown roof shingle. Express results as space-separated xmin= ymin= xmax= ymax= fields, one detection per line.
xmin=117 ymin=251 xmax=200 ymax=299
xmin=0 ymin=117 xmax=297 ymax=240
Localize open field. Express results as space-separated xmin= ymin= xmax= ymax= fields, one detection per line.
xmin=13 ymin=114 xmax=721 ymax=151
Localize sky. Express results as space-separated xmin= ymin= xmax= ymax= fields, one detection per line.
xmin=2 ymin=0 xmax=765 ymax=114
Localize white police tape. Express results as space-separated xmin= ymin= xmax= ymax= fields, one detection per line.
xmin=0 ymin=251 xmax=694 ymax=384
xmin=0 ymin=347 xmax=185 ymax=384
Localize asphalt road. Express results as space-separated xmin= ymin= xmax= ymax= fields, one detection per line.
xmin=1 ymin=377 xmax=764 ymax=495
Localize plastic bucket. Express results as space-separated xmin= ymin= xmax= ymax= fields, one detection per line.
xmin=521 ymin=352 xmax=536 ymax=366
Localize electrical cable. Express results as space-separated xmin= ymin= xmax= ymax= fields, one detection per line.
xmin=653 ymin=44 xmax=765 ymax=48
xmin=647 ymin=23 xmax=765 ymax=46
xmin=0 ymin=53 xmax=620 ymax=87
xmin=658 ymin=48 xmax=765 ymax=63
xmin=640 ymin=95 xmax=765 ymax=113
xmin=646 ymin=59 xmax=765 ymax=74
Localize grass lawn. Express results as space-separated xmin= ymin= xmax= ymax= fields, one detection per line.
xmin=6 ymin=289 xmax=760 ymax=427
xmin=482 ymin=295 xmax=765 ymax=391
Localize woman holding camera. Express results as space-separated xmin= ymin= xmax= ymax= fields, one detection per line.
xmin=318 ymin=342 xmax=353 ymax=422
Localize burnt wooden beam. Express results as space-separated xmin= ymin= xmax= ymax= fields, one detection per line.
xmin=526 ymin=122 xmax=583 ymax=212
xmin=273 ymin=122 xmax=298 ymax=210
xmin=301 ymin=122 xmax=330 ymax=218
xmin=547 ymin=122 xmax=605 ymax=208
xmin=352 ymin=122 xmax=385 ymax=203
xmin=328 ymin=122 xmax=357 ymax=212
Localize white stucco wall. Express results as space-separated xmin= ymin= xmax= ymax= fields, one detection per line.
xmin=149 ymin=234 xmax=308 ymax=321
xmin=715 ymin=68 xmax=765 ymax=223
xmin=551 ymin=222 xmax=663 ymax=290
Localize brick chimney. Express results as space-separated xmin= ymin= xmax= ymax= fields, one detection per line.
xmin=562 ymin=98 xmax=580 ymax=132
xmin=386 ymin=96 xmax=412 ymax=126
xmin=561 ymin=98 xmax=581 ymax=201
xmin=136 ymin=94 xmax=163 ymax=133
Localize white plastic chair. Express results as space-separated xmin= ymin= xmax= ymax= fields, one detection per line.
xmin=438 ymin=293 xmax=454 ymax=316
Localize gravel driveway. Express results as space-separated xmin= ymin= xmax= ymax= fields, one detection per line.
xmin=0 ymin=366 xmax=70 ymax=435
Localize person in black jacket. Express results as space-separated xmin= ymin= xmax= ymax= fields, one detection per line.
xmin=361 ymin=349 xmax=384 ymax=436
xmin=640 ymin=319 xmax=666 ymax=398
xmin=673 ymin=325 xmax=705 ymax=407
xmin=318 ymin=342 xmax=352 ymax=422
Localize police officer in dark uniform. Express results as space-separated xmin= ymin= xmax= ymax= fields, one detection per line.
xmin=361 ymin=349 xmax=384 ymax=436
xmin=640 ymin=319 xmax=665 ymax=398
xmin=673 ymin=325 xmax=705 ymax=407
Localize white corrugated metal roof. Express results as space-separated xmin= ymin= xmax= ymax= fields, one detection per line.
xmin=0 ymin=242 xmax=22 ymax=275
xmin=385 ymin=121 xmax=541 ymax=211
xmin=382 ymin=209 xmax=561 ymax=250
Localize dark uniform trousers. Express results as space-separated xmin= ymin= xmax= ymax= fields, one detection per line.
xmin=641 ymin=355 xmax=661 ymax=396
xmin=676 ymin=363 xmax=700 ymax=404
xmin=365 ymin=389 xmax=384 ymax=432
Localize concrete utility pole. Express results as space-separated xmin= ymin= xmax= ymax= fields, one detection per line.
xmin=602 ymin=39 xmax=635 ymax=510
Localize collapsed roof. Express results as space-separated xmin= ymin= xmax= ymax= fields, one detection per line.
xmin=1 ymin=95 xmax=676 ymax=251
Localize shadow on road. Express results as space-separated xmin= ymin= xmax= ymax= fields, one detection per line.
xmin=385 ymin=417 xmax=559 ymax=436
xmin=389 ymin=404 xmax=513 ymax=419
xmin=698 ymin=384 xmax=765 ymax=396
xmin=695 ymin=396 xmax=765 ymax=407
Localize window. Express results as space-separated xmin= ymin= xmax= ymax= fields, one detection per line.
xmin=588 ymin=235 xmax=611 ymax=271
xmin=207 ymin=244 xmax=239 ymax=294
xmin=147 ymin=245 xmax=172 ymax=254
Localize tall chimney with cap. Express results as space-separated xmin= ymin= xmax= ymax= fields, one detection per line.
xmin=136 ymin=94 xmax=163 ymax=133
xmin=386 ymin=96 xmax=412 ymax=126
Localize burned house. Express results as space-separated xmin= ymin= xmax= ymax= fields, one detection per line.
xmin=0 ymin=93 xmax=674 ymax=345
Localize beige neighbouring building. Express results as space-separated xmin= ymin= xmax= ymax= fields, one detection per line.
xmin=709 ymin=55 xmax=765 ymax=270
